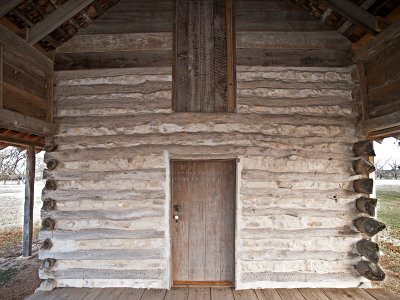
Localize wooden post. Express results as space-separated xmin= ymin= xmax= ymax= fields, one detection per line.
xmin=0 ymin=43 xmax=3 ymax=108
xmin=22 ymin=146 xmax=35 ymax=257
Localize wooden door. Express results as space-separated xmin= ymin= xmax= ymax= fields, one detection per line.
xmin=171 ymin=160 xmax=235 ymax=285
xmin=173 ymin=0 xmax=235 ymax=112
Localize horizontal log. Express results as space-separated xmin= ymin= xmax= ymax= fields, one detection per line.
xmin=56 ymin=33 xmax=172 ymax=53
xmin=39 ymin=268 xmax=165 ymax=280
xmin=352 ymin=159 xmax=375 ymax=175
xmin=354 ymin=217 xmax=386 ymax=237
xmin=355 ymin=261 xmax=385 ymax=281
xmin=39 ymin=249 xmax=165 ymax=260
xmin=356 ymin=197 xmax=377 ymax=216
xmin=241 ymin=271 xmax=358 ymax=283
xmin=0 ymin=108 xmax=56 ymax=136
xmin=236 ymin=49 xmax=352 ymax=67
xmin=360 ymin=111 xmax=400 ymax=135
xmin=44 ymin=140 xmax=58 ymax=152
xmin=241 ymin=249 xmax=358 ymax=261
xmin=55 ymin=50 xmax=172 ymax=71
xmin=41 ymin=208 xmax=164 ymax=221
xmin=39 ymin=229 xmax=164 ymax=240
xmin=353 ymin=179 xmax=373 ymax=194
xmin=353 ymin=141 xmax=375 ymax=157
xmin=241 ymin=227 xmax=360 ymax=239
xmin=242 ymin=207 xmax=354 ymax=218
xmin=356 ymin=239 xmax=379 ymax=263
xmin=236 ymin=31 xmax=350 ymax=50
xmin=43 ymin=169 xmax=164 ymax=181
xmin=0 ymin=133 xmax=45 ymax=149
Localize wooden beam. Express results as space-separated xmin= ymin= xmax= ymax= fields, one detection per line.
xmin=0 ymin=43 xmax=3 ymax=108
xmin=358 ymin=61 xmax=369 ymax=120
xmin=0 ymin=133 xmax=44 ymax=149
xmin=354 ymin=19 xmax=400 ymax=61
xmin=28 ymin=0 xmax=95 ymax=45
xmin=360 ymin=111 xmax=400 ymax=135
xmin=0 ymin=108 xmax=57 ymax=136
xmin=320 ymin=0 xmax=378 ymax=34
xmin=22 ymin=145 xmax=35 ymax=257
xmin=45 ymin=73 xmax=53 ymax=122
xmin=0 ymin=24 xmax=53 ymax=72
xmin=0 ymin=0 xmax=24 ymax=18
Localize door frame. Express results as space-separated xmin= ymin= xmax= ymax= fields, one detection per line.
xmin=168 ymin=158 xmax=238 ymax=288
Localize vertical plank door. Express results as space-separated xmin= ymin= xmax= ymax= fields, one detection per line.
xmin=171 ymin=160 xmax=235 ymax=285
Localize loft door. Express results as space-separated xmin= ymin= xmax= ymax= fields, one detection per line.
xmin=173 ymin=0 xmax=235 ymax=112
xmin=171 ymin=160 xmax=235 ymax=285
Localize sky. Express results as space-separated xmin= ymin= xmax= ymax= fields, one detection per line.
xmin=374 ymin=137 xmax=400 ymax=170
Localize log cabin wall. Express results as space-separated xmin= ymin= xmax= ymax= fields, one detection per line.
xmin=42 ymin=0 xmax=367 ymax=289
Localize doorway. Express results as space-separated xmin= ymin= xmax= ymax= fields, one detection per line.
xmin=171 ymin=160 xmax=236 ymax=286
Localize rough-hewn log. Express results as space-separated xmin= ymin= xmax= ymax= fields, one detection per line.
xmin=46 ymin=159 xmax=58 ymax=170
xmin=44 ymin=140 xmax=58 ymax=152
xmin=352 ymin=159 xmax=375 ymax=175
xmin=22 ymin=146 xmax=35 ymax=257
xmin=356 ymin=197 xmax=377 ymax=216
xmin=42 ymin=199 xmax=56 ymax=211
xmin=41 ymin=238 xmax=53 ymax=250
xmin=42 ymin=258 xmax=56 ymax=269
xmin=45 ymin=180 xmax=57 ymax=190
xmin=354 ymin=217 xmax=386 ymax=237
xmin=42 ymin=218 xmax=55 ymax=230
xmin=353 ymin=179 xmax=373 ymax=194
xmin=353 ymin=141 xmax=375 ymax=157
xmin=356 ymin=239 xmax=380 ymax=263
xmin=356 ymin=260 xmax=385 ymax=281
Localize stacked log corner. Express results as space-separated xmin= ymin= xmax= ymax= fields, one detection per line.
xmin=352 ymin=140 xmax=385 ymax=281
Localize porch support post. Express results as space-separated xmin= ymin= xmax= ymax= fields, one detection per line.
xmin=22 ymin=146 xmax=35 ymax=257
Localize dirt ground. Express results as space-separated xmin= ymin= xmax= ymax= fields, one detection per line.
xmin=372 ymin=182 xmax=400 ymax=296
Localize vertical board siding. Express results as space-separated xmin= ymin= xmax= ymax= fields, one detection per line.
xmin=42 ymin=0 xmax=362 ymax=290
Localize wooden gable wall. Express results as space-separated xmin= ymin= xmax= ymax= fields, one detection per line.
xmin=41 ymin=0 xmax=369 ymax=290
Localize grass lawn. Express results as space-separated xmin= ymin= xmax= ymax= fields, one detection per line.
xmin=375 ymin=184 xmax=400 ymax=294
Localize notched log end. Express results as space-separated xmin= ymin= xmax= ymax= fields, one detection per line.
xmin=46 ymin=159 xmax=58 ymax=170
xmin=42 ymin=258 xmax=56 ymax=269
xmin=42 ymin=199 xmax=56 ymax=211
xmin=42 ymin=218 xmax=55 ymax=230
xmin=352 ymin=159 xmax=375 ymax=175
xmin=356 ymin=260 xmax=385 ymax=281
xmin=353 ymin=178 xmax=373 ymax=194
xmin=356 ymin=197 xmax=377 ymax=216
xmin=356 ymin=239 xmax=379 ymax=263
xmin=45 ymin=180 xmax=57 ymax=190
xmin=44 ymin=142 xmax=58 ymax=152
xmin=353 ymin=141 xmax=375 ymax=157
xmin=354 ymin=217 xmax=386 ymax=237
xmin=41 ymin=238 xmax=53 ymax=250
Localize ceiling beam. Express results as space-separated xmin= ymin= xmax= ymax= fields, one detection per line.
xmin=0 ymin=133 xmax=44 ymax=149
xmin=320 ymin=0 xmax=379 ymax=34
xmin=0 ymin=0 xmax=24 ymax=18
xmin=0 ymin=108 xmax=57 ymax=136
xmin=28 ymin=0 xmax=95 ymax=45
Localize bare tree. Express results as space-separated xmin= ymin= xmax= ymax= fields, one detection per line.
xmin=35 ymin=154 xmax=46 ymax=181
xmin=0 ymin=147 xmax=26 ymax=184
xmin=388 ymin=159 xmax=399 ymax=179
xmin=374 ymin=158 xmax=389 ymax=179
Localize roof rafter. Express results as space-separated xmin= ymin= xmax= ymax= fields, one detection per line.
xmin=0 ymin=0 xmax=24 ymax=18
xmin=320 ymin=0 xmax=382 ymax=34
xmin=28 ymin=0 xmax=95 ymax=45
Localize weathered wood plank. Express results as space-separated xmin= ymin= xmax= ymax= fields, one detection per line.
xmin=140 ymin=289 xmax=166 ymax=300
xmin=232 ymin=289 xmax=258 ymax=300
xmin=276 ymin=288 xmax=304 ymax=300
xmin=360 ymin=111 xmax=400 ymax=135
xmin=242 ymin=272 xmax=359 ymax=283
xmin=211 ymin=288 xmax=234 ymax=300
xmin=56 ymin=33 xmax=172 ymax=53
xmin=164 ymin=287 xmax=188 ymax=300
xmin=39 ymin=249 xmax=164 ymax=260
xmin=254 ymin=289 xmax=282 ymax=300
xmin=241 ymin=227 xmax=360 ymax=239
xmin=188 ymin=287 xmax=210 ymax=300
xmin=364 ymin=288 xmax=400 ymax=300
xmin=298 ymin=288 xmax=330 ymax=300
xmin=22 ymin=146 xmax=35 ymax=257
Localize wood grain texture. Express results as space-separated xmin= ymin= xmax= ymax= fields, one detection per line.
xmin=22 ymin=146 xmax=35 ymax=257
